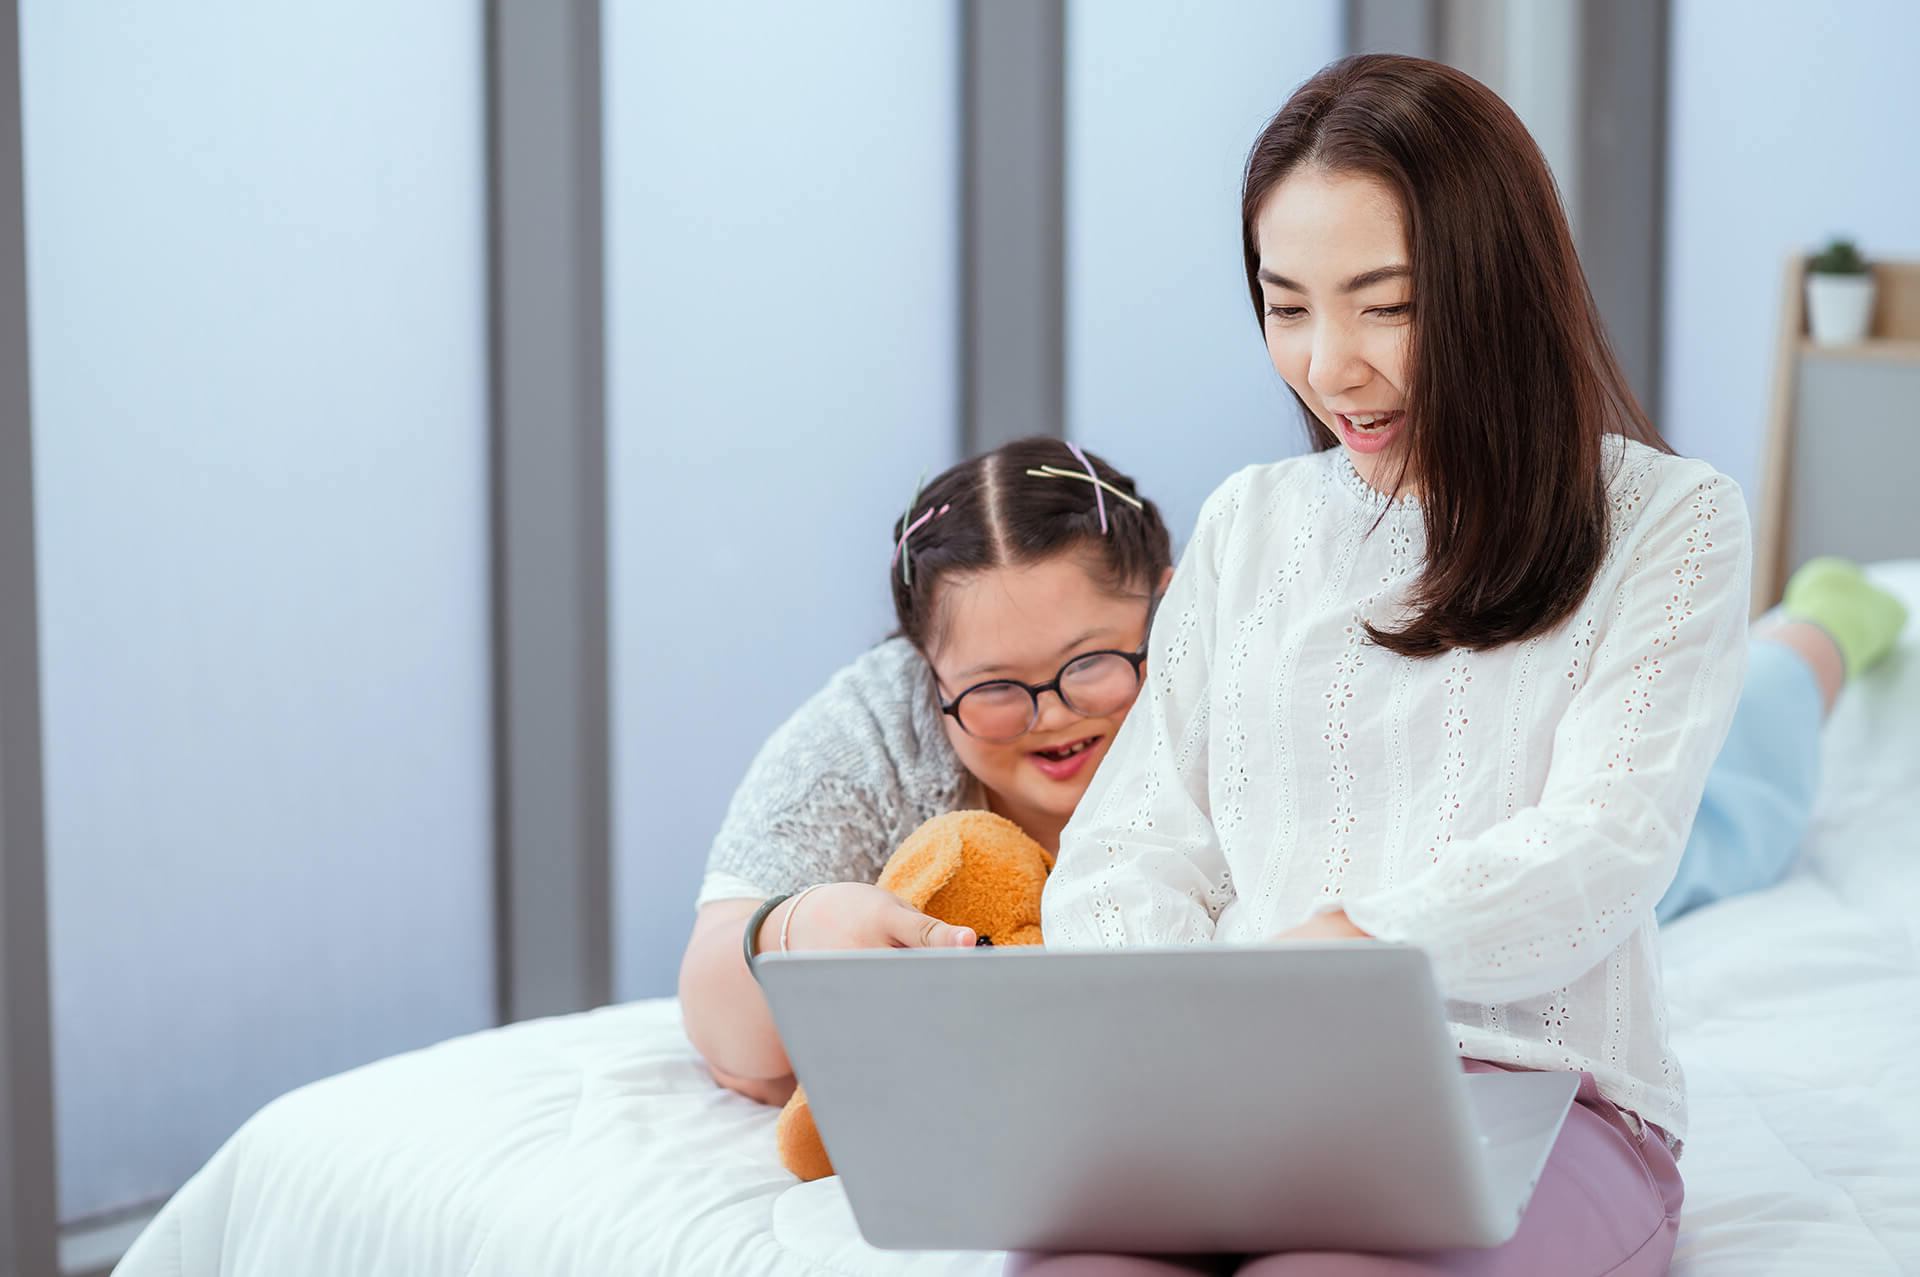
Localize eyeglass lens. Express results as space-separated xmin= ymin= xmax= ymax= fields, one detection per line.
xmin=954 ymin=651 xmax=1142 ymax=742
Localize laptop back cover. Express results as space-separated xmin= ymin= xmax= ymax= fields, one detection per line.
xmin=758 ymin=943 xmax=1521 ymax=1253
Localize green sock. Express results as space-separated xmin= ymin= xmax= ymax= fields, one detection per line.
xmin=1782 ymin=557 xmax=1909 ymax=677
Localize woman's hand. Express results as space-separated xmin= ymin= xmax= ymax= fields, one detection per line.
xmin=766 ymin=882 xmax=977 ymax=953
xmin=1270 ymin=909 xmax=1371 ymax=943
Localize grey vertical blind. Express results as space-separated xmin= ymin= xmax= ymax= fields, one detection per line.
xmin=21 ymin=0 xmax=495 ymax=1221
xmin=1065 ymin=0 xmax=1342 ymax=544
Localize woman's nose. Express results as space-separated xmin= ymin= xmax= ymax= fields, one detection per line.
xmin=1307 ymin=322 xmax=1367 ymax=401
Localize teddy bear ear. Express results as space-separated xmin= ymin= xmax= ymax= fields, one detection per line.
xmin=876 ymin=819 xmax=965 ymax=910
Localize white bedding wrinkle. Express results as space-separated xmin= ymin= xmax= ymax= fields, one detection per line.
xmin=115 ymin=564 xmax=1920 ymax=1277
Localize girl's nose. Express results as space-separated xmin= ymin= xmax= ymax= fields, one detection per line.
xmin=1030 ymin=687 xmax=1080 ymax=732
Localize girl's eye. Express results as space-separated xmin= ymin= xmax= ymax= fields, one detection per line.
xmin=1264 ymin=305 xmax=1306 ymax=321
xmin=1369 ymin=304 xmax=1412 ymax=318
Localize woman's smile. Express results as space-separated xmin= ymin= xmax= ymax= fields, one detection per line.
xmin=1334 ymin=409 xmax=1404 ymax=455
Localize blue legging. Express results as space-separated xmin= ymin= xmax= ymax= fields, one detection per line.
xmin=1657 ymin=640 xmax=1825 ymax=924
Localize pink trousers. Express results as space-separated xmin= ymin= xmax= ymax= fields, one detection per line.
xmin=1004 ymin=1062 xmax=1683 ymax=1277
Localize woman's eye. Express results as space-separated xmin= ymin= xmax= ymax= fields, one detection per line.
xmin=1264 ymin=305 xmax=1306 ymax=321
xmin=1369 ymin=303 xmax=1412 ymax=318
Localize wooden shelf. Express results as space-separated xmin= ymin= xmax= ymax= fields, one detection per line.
xmin=1798 ymin=337 xmax=1920 ymax=363
xmin=1756 ymin=255 xmax=1920 ymax=616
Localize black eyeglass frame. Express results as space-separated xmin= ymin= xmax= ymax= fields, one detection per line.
xmin=933 ymin=596 xmax=1159 ymax=744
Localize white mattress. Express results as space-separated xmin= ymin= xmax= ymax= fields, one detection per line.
xmin=117 ymin=564 xmax=1920 ymax=1277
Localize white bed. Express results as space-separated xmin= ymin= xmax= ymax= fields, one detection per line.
xmin=117 ymin=565 xmax=1920 ymax=1277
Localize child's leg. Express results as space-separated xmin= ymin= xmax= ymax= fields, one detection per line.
xmin=1781 ymin=556 xmax=1907 ymax=678
xmin=1655 ymin=635 xmax=1825 ymax=924
xmin=1232 ymin=1069 xmax=1682 ymax=1277
xmin=1656 ymin=558 xmax=1908 ymax=923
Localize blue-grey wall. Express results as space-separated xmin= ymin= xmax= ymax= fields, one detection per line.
xmin=1065 ymin=0 xmax=1343 ymax=548
xmin=1663 ymin=0 xmax=1920 ymax=503
xmin=21 ymin=0 xmax=494 ymax=1221
xmin=604 ymin=0 xmax=961 ymax=1000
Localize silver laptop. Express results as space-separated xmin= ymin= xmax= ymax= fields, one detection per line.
xmin=755 ymin=943 xmax=1578 ymax=1254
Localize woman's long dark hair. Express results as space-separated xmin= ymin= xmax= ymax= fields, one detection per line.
xmin=889 ymin=438 xmax=1172 ymax=653
xmin=1241 ymin=54 xmax=1670 ymax=657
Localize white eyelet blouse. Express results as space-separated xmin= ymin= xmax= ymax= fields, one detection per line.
xmin=1041 ymin=437 xmax=1752 ymax=1142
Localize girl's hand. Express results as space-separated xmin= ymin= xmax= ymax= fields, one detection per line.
xmin=765 ymin=882 xmax=977 ymax=953
xmin=1270 ymin=909 xmax=1370 ymax=943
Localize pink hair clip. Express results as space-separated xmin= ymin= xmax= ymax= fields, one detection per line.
xmin=1065 ymin=440 xmax=1106 ymax=533
xmin=891 ymin=471 xmax=950 ymax=586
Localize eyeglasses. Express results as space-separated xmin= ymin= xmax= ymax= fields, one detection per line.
xmin=936 ymin=639 xmax=1149 ymax=744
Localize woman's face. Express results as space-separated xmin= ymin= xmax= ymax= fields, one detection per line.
xmin=924 ymin=554 xmax=1154 ymax=837
xmin=1254 ymin=168 xmax=1416 ymax=495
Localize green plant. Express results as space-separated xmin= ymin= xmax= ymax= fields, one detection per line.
xmin=1809 ymin=237 xmax=1869 ymax=275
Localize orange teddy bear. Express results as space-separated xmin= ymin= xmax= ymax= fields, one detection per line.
xmin=775 ymin=809 xmax=1054 ymax=1181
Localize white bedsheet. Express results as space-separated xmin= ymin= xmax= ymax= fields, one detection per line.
xmin=117 ymin=565 xmax=1920 ymax=1277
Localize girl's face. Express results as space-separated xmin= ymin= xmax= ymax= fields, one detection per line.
xmin=1254 ymin=168 xmax=1416 ymax=495
xmin=924 ymin=554 xmax=1155 ymax=844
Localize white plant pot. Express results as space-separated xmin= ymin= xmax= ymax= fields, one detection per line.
xmin=1806 ymin=272 xmax=1876 ymax=346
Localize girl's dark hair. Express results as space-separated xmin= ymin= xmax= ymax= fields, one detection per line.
xmin=1241 ymin=54 xmax=1670 ymax=657
xmin=890 ymin=437 xmax=1172 ymax=652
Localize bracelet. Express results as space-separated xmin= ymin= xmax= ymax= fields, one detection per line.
xmin=742 ymin=893 xmax=793 ymax=977
xmin=778 ymin=884 xmax=828 ymax=954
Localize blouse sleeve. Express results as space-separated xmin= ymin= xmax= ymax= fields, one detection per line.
xmin=1341 ymin=470 xmax=1752 ymax=1002
xmin=1041 ymin=470 xmax=1249 ymax=947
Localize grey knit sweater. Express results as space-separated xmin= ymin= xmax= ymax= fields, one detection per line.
xmin=697 ymin=638 xmax=979 ymax=907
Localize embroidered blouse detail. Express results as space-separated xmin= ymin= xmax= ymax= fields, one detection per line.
xmin=1042 ymin=439 xmax=1752 ymax=1141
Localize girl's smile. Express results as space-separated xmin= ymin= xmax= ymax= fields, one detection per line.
xmin=1027 ymin=732 xmax=1105 ymax=781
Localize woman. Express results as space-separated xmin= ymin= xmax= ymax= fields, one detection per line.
xmin=1021 ymin=54 xmax=1902 ymax=1275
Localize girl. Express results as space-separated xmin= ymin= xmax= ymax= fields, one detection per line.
xmin=679 ymin=439 xmax=1176 ymax=1105
xmin=1020 ymin=54 xmax=1911 ymax=1276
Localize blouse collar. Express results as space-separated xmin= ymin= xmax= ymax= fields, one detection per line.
xmin=1331 ymin=446 xmax=1422 ymax=515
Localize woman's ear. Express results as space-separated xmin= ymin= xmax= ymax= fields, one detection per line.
xmin=876 ymin=821 xmax=964 ymax=910
xmin=1158 ymin=565 xmax=1175 ymax=593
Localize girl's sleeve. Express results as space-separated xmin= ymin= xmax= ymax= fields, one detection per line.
xmin=1341 ymin=469 xmax=1752 ymax=1003
xmin=698 ymin=668 xmax=912 ymax=908
xmin=1041 ymin=471 xmax=1248 ymax=948
xmin=699 ymin=770 xmax=889 ymax=907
